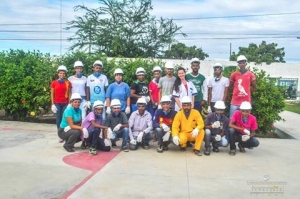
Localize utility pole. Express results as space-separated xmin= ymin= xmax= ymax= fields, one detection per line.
xmin=229 ymin=43 xmax=232 ymax=60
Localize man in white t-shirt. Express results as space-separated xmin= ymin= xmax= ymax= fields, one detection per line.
xmin=207 ymin=63 xmax=229 ymax=113
xmin=86 ymin=60 xmax=108 ymax=119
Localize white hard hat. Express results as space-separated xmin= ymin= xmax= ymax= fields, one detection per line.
xmin=160 ymin=95 xmax=171 ymax=103
xmin=110 ymin=99 xmax=121 ymax=107
xmin=93 ymin=60 xmax=103 ymax=67
xmin=181 ymin=96 xmax=191 ymax=104
xmin=74 ymin=61 xmax=84 ymax=68
xmin=93 ymin=100 xmax=104 ymax=109
xmin=237 ymin=55 xmax=247 ymax=62
xmin=70 ymin=93 xmax=82 ymax=101
xmin=57 ymin=65 xmax=67 ymax=72
xmin=239 ymin=101 xmax=252 ymax=110
xmin=191 ymin=57 xmax=200 ymax=64
xmin=114 ymin=68 xmax=124 ymax=75
xmin=214 ymin=101 xmax=226 ymax=109
xmin=137 ymin=97 xmax=147 ymax=105
xmin=152 ymin=66 xmax=162 ymax=72
xmin=135 ymin=67 xmax=146 ymax=75
xmin=165 ymin=61 xmax=174 ymax=69
xmin=213 ymin=63 xmax=223 ymax=70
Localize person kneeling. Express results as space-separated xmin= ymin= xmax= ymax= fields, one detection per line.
xmin=228 ymin=101 xmax=259 ymax=156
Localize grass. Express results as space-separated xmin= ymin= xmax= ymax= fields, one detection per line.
xmin=284 ymin=101 xmax=300 ymax=114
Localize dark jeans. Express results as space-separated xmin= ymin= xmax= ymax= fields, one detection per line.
xmin=58 ymin=128 xmax=81 ymax=148
xmin=155 ymin=128 xmax=172 ymax=146
xmin=87 ymin=128 xmax=101 ymax=148
xmin=111 ymin=127 xmax=129 ymax=149
xmin=194 ymin=101 xmax=202 ymax=113
xmin=129 ymin=132 xmax=153 ymax=150
xmin=148 ymin=103 xmax=158 ymax=118
xmin=228 ymin=128 xmax=260 ymax=150
xmin=55 ymin=103 xmax=68 ymax=129
xmin=210 ymin=102 xmax=216 ymax=113
xmin=95 ymin=137 xmax=111 ymax=151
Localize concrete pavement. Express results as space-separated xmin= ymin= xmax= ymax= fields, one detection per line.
xmin=0 ymin=111 xmax=299 ymax=199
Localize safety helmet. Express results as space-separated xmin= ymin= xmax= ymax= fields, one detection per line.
xmin=73 ymin=61 xmax=84 ymax=68
xmin=160 ymin=95 xmax=171 ymax=103
xmin=237 ymin=55 xmax=247 ymax=62
xmin=110 ymin=99 xmax=121 ymax=107
xmin=57 ymin=65 xmax=67 ymax=72
xmin=70 ymin=93 xmax=82 ymax=101
xmin=152 ymin=66 xmax=162 ymax=73
xmin=181 ymin=96 xmax=191 ymax=104
xmin=93 ymin=100 xmax=104 ymax=109
xmin=165 ymin=61 xmax=174 ymax=69
xmin=191 ymin=57 xmax=200 ymax=64
xmin=239 ymin=101 xmax=252 ymax=110
xmin=213 ymin=63 xmax=223 ymax=70
xmin=214 ymin=101 xmax=226 ymax=109
xmin=114 ymin=68 xmax=124 ymax=75
xmin=135 ymin=67 xmax=146 ymax=75
xmin=93 ymin=60 xmax=103 ymax=67
xmin=137 ymin=97 xmax=147 ymax=105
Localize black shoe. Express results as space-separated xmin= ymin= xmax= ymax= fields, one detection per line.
xmin=143 ymin=145 xmax=149 ymax=150
xmin=112 ymin=143 xmax=117 ymax=148
xmin=180 ymin=147 xmax=186 ymax=152
xmin=81 ymin=141 xmax=88 ymax=149
xmin=157 ymin=146 xmax=163 ymax=153
xmin=213 ymin=147 xmax=219 ymax=153
xmin=163 ymin=145 xmax=169 ymax=151
xmin=193 ymin=149 xmax=202 ymax=156
xmin=64 ymin=146 xmax=74 ymax=152
xmin=204 ymin=148 xmax=210 ymax=156
xmin=238 ymin=143 xmax=246 ymax=153
xmin=187 ymin=142 xmax=193 ymax=147
xmin=229 ymin=149 xmax=236 ymax=156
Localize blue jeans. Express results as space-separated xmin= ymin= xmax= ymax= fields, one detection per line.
xmin=55 ymin=103 xmax=68 ymax=129
xmin=229 ymin=104 xmax=240 ymax=118
xmin=111 ymin=127 xmax=129 ymax=149
xmin=87 ymin=128 xmax=101 ymax=148
xmin=148 ymin=103 xmax=157 ymax=118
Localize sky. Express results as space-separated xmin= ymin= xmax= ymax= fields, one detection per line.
xmin=1 ymin=0 xmax=300 ymax=62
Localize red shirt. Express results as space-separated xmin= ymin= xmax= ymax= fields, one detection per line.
xmin=230 ymin=71 xmax=255 ymax=105
xmin=149 ymin=80 xmax=160 ymax=103
xmin=230 ymin=110 xmax=258 ymax=134
xmin=51 ymin=80 xmax=72 ymax=104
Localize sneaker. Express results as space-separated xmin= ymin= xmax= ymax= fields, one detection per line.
xmin=143 ymin=145 xmax=149 ymax=150
xmin=157 ymin=146 xmax=163 ymax=153
xmin=63 ymin=146 xmax=74 ymax=153
xmin=193 ymin=149 xmax=202 ymax=156
xmin=89 ymin=147 xmax=97 ymax=155
xmin=204 ymin=148 xmax=210 ymax=156
xmin=213 ymin=147 xmax=219 ymax=153
xmin=180 ymin=147 xmax=186 ymax=152
xmin=122 ymin=147 xmax=129 ymax=152
xmin=238 ymin=143 xmax=246 ymax=153
xmin=81 ymin=141 xmax=88 ymax=149
xmin=163 ymin=145 xmax=169 ymax=151
xmin=229 ymin=149 xmax=236 ymax=156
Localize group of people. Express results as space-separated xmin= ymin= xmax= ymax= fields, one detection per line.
xmin=51 ymin=55 xmax=259 ymax=156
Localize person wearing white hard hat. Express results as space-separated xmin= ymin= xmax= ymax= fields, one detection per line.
xmin=82 ymin=100 xmax=111 ymax=155
xmin=58 ymin=93 xmax=87 ymax=152
xmin=105 ymin=68 xmax=131 ymax=116
xmin=148 ymin=66 xmax=162 ymax=117
xmin=172 ymin=96 xmax=205 ymax=156
xmin=158 ymin=61 xmax=176 ymax=109
xmin=229 ymin=55 xmax=257 ymax=117
xmin=228 ymin=101 xmax=259 ymax=156
xmin=153 ymin=95 xmax=177 ymax=153
xmin=68 ymin=61 xmax=88 ymax=120
xmin=86 ymin=60 xmax=108 ymax=119
xmin=51 ymin=65 xmax=72 ymax=130
xmin=128 ymin=98 xmax=153 ymax=150
xmin=172 ymin=67 xmax=197 ymax=111
xmin=186 ymin=57 xmax=208 ymax=113
xmin=130 ymin=67 xmax=150 ymax=112
xmin=204 ymin=101 xmax=229 ymax=156
xmin=104 ymin=99 xmax=130 ymax=152
xmin=207 ymin=63 xmax=229 ymax=113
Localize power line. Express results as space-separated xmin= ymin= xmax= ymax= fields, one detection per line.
xmin=0 ymin=23 xmax=66 ymax=26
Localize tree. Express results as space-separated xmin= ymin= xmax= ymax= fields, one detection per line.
xmin=230 ymin=41 xmax=285 ymax=64
xmin=66 ymin=0 xmax=185 ymax=57
xmin=163 ymin=42 xmax=209 ymax=60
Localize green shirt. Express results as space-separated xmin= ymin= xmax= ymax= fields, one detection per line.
xmin=186 ymin=73 xmax=206 ymax=102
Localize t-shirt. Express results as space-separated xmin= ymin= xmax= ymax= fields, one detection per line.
xmin=230 ymin=110 xmax=258 ymax=134
xmin=86 ymin=74 xmax=108 ymax=103
xmin=230 ymin=71 xmax=255 ymax=105
xmin=205 ymin=112 xmax=229 ymax=135
xmin=186 ymin=73 xmax=206 ymax=102
xmin=105 ymin=82 xmax=130 ymax=111
xmin=60 ymin=106 xmax=82 ymax=128
xmin=51 ymin=80 xmax=72 ymax=104
xmin=149 ymin=79 xmax=160 ymax=103
xmin=208 ymin=76 xmax=229 ymax=102
xmin=130 ymin=81 xmax=149 ymax=104
xmin=68 ymin=76 xmax=87 ymax=97
xmin=158 ymin=76 xmax=176 ymax=97
xmin=104 ymin=112 xmax=128 ymax=130
xmin=82 ymin=112 xmax=104 ymax=131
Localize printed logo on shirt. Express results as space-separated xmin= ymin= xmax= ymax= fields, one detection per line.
xmin=94 ymin=86 xmax=101 ymax=94
xmin=141 ymin=86 xmax=148 ymax=95
xmin=90 ymin=79 xmax=95 ymax=82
